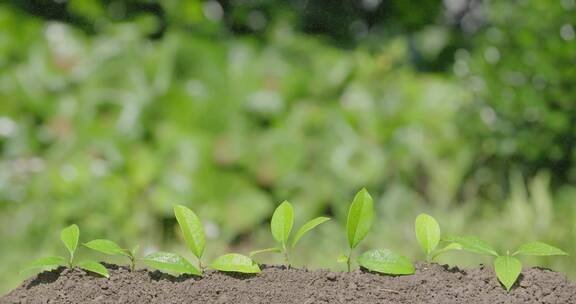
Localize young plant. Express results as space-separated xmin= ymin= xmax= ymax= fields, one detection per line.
xmin=337 ymin=188 xmax=414 ymax=275
xmin=84 ymin=239 xmax=139 ymax=271
xmin=143 ymin=205 xmax=260 ymax=275
xmin=250 ymin=200 xmax=330 ymax=266
xmin=22 ymin=224 xmax=109 ymax=278
xmin=414 ymin=213 xmax=461 ymax=262
xmin=446 ymin=235 xmax=568 ymax=291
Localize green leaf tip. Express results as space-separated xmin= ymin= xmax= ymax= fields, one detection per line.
xmin=174 ymin=205 xmax=206 ymax=259
xmin=77 ymin=260 xmax=110 ymax=278
xmin=210 ymin=254 xmax=261 ymax=274
xmin=346 ymin=188 xmax=374 ymax=250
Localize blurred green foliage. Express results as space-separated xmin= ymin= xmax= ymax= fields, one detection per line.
xmin=1 ymin=0 xmax=576 ymax=295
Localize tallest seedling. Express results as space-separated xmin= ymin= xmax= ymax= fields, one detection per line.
xmin=338 ymin=188 xmax=414 ymax=275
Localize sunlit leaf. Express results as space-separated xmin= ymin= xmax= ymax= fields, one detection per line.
xmin=143 ymin=252 xmax=202 ymax=276
xmin=346 ymin=188 xmax=373 ymax=249
xmin=210 ymin=254 xmax=261 ymax=274
xmin=84 ymin=239 xmax=129 ymax=257
xmin=513 ymin=242 xmax=568 ymax=256
xmin=431 ymin=243 xmax=462 ymax=260
xmin=415 ymin=213 xmax=440 ymax=257
xmin=291 ymin=217 xmax=330 ymax=247
xmin=60 ymin=224 xmax=80 ymax=257
xmin=270 ymin=201 xmax=293 ymax=249
xmin=21 ymin=256 xmax=66 ymax=273
xmin=249 ymin=247 xmax=282 ymax=258
xmin=444 ymin=235 xmax=499 ymax=256
xmin=357 ymin=249 xmax=415 ymax=275
xmin=494 ymin=256 xmax=522 ymax=291
xmin=174 ymin=205 xmax=206 ymax=259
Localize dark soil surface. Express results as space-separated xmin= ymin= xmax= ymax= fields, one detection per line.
xmin=2 ymin=263 xmax=575 ymax=304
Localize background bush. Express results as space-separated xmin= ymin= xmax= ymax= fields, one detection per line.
xmin=1 ymin=0 xmax=575 ymax=293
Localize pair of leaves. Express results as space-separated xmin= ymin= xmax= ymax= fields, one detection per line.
xmin=414 ymin=214 xmax=461 ymax=261
xmin=144 ymin=205 xmax=260 ymax=275
xmin=270 ymin=201 xmax=331 ymax=249
xmin=446 ymin=235 xmax=567 ymax=291
xmin=344 ymin=189 xmax=414 ymax=275
xmin=495 ymin=242 xmax=568 ymax=291
xmin=142 ymin=252 xmax=260 ymax=275
xmin=23 ymin=225 xmax=109 ymax=278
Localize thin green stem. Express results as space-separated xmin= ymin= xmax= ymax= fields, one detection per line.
xmin=283 ymin=249 xmax=291 ymax=267
xmin=129 ymin=256 xmax=136 ymax=272
xmin=346 ymin=250 xmax=352 ymax=272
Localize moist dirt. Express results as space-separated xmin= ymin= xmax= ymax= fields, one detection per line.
xmin=1 ymin=263 xmax=574 ymax=304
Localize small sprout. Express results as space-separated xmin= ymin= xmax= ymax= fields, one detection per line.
xmin=22 ymin=224 xmax=109 ymax=278
xmin=146 ymin=205 xmax=259 ymax=275
xmin=84 ymin=239 xmax=139 ymax=271
xmin=339 ymin=188 xmax=414 ymax=275
xmin=210 ymin=253 xmax=261 ymax=274
xmin=250 ymin=200 xmax=330 ymax=266
xmin=414 ymin=214 xmax=461 ymax=262
xmin=446 ymin=236 xmax=568 ymax=291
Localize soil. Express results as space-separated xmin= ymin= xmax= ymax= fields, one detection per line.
xmin=1 ymin=263 xmax=575 ymax=304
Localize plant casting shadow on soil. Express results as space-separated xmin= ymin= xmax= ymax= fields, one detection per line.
xmin=2 ymin=263 xmax=575 ymax=304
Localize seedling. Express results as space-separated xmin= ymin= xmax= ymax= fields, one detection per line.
xmin=446 ymin=235 xmax=568 ymax=291
xmin=143 ymin=205 xmax=260 ymax=275
xmin=22 ymin=224 xmax=109 ymax=278
xmin=250 ymin=200 xmax=330 ymax=266
xmin=337 ymin=188 xmax=414 ymax=275
xmin=414 ymin=213 xmax=462 ymax=262
xmin=84 ymin=239 xmax=139 ymax=271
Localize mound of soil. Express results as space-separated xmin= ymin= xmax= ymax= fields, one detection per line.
xmin=1 ymin=263 xmax=574 ymax=304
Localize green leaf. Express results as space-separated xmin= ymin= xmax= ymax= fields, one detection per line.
xmin=77 ymin=260 xmax=110 ymax=278
xmin=249 ymin=247 xmax=282 ymax=258
xmin=131 ymin=245 xmax=140 ymax=257
xmin=444 ymin=236 xmax=499 ymax=256
xmin=336 ymin=254 xmax=349 ymax=263
xmin=346 ymin=188 xmax=374 ymax=249
xmin=357 ymin=249 xmax=415 ymax=275
xmin=270 ymin=201 xmax=294 ymax=248
xmin=143 ymin=252 xmax=202 ymax=276
xmin=415 ymin=213 xmax=441 ymax=257
xmin=291 ymin=217 xmax=330 ymax=247
xmin=494 ymin=256 xmax=522 ymax=291
xmin=84 ymin=239 xmax=129 ymax=257
xmin=210 ymin=254 xmax=261 ymax=274
xmin=60 ymin=224 xmax=80 ymax=257
xmin=513 ymin=242 xmax=568 ymax=256
xmin=174 ymin=205 xmax=206 ymax=259
xmin=21 ymin=256 xmax=66 ymax=273
xmin=431 ymin=243 xmax=462 ymax=260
